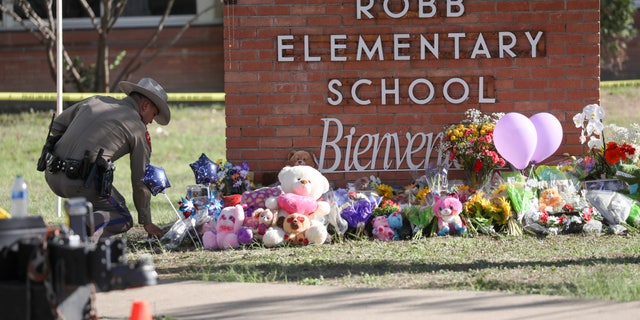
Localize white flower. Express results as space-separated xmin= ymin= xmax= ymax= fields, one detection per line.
xmin=573 ymin=112 xmax=585 ymax=128
xmin=587 ymin=136 xmax=603 ymax=149
xmin=574 ymin=104 xmax=605 ymax=148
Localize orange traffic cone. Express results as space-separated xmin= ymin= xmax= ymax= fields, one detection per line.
xmin=130 ymin=300 xmax=152 ymax=320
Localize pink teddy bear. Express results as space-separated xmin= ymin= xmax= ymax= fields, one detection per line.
xmin=433 ymin=194 xmax=466 ymax=236
xmin=371 ymin=215 xmax=395 ymax=241
xmin=203 ymin=204 xmax=246 ymax=250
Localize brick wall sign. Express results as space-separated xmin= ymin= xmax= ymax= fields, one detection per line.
xmin=223 ymin=0 xmax=600 ymax=187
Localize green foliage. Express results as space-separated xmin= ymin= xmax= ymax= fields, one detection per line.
xmin=601 ymin=0 xmax=638 ymax=72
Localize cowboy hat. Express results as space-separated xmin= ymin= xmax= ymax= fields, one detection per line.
xmin=118 ymin=78 xmax=171 ymax=125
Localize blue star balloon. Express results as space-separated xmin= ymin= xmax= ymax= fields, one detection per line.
xmin=142 ymin=163 xmax=171 ymax=196
xmin=189 ymin=153 xmax=218 ymax=185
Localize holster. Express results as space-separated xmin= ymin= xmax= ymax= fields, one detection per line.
xmin=37 ymin=135 xmax=61 ymax=172
xmin=97 ymin=160 xmax=115 ymax=198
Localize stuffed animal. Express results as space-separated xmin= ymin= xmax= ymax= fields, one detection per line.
xmin=263 ymin=165 xmax=331 ymax=247
xmin=387 ymin=211 xmax=404 ymax=240
xmin=433 ymin=194 xmax=466 ymax=236
xmin=282 ymin=213 xmax=311 ymax=245
xmin=538 ymin=188 xmax=563 ymax=212
xmin=252 ymin=208 xmax=276 ymax=240
xmin=287 ymin=150 xmax=317 ymax=168
xmin=371 ymin=215 xmax=395 ymax=241
xmin=202 ymin=204 xmax=247 ymax=250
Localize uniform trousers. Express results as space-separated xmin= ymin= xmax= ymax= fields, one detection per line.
xmin=45 ymin=171 xmax=133 ymax=238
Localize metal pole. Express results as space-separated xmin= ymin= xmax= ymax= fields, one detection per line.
xmin=56 ymin=0 xmax=63 ymax=217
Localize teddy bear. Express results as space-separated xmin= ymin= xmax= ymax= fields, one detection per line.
xmin=287 ymin=150 xmax=317 ymax=168
xmin=202 ymin=204 xmax=248 ymax=250
xmin=262 ymin=165 xmax=331 ymax=247
xmin=282 ymin=213 xmax=312 ymax=245
xmin=371 ymin=215 xmax=395 ymax=241
xmin=433 ymin=194 xmax=466 ymax=236
xmin=538 ymin=188 xmax=563 ymax=212
xmin=251 ymin=207 xmax=276 ymax=240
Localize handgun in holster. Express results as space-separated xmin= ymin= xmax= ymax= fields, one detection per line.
xmin=84 ymin=148 xmax=115 ymax=198
xmin=98 ymin=160 xmax=115 ymax=198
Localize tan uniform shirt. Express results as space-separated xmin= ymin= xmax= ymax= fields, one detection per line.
xmin=51 ymin=95 xmax=153 ymax=224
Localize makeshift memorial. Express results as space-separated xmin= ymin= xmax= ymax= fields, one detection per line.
xmin=443 ymin=109 xmax=506 ymax=190
xmin=263 ymin=165 xmax=332 ymax=247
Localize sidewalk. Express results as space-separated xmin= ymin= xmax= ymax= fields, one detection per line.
xmin=95 ymin=280 xmax=640 ymax=319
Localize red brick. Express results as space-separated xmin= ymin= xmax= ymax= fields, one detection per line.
xmin=224 ymin=0 xmax=601 ymax=187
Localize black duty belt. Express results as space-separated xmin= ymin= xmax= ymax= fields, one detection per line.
xmin=47 ymin=155 xmax=89 ymax=180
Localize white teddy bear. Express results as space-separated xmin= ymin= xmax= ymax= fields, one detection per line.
xmin=262 ymin=165 xmax=331 ymax=247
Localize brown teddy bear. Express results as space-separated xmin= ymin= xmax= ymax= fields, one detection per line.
xmin=282 ymin=213 xmax=311 ymax=245
xmin=538 ymin=188 xmax=563 ymax=212
xmin=287 ymin=150 xmax=316 ymax=168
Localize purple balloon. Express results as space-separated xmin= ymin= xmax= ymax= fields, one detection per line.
xmin=142 ymin=163 xmax=171 ymax=196
xmin=530 ymin=112 xmax=563 ymax=164
xmin=493 ymin=112 xmax=538 ymax=170
xmin=189 ymin=153 xmax=218 ymax=185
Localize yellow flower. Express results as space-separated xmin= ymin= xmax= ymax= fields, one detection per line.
xmin=376 ymin=184 xmax=394 ymax=200
xmin=415 ymin=187 xmax=431 ymax=204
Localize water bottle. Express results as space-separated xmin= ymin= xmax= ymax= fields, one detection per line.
xmin=10 ymin=174 xmax=28 ymax=218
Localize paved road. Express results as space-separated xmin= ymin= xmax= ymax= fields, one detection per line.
xmin=95 ymin=280 xmax=640 ymax=319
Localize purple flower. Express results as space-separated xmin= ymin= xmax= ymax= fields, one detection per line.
xmin=340 ymin=199 xmax=375 ymax=229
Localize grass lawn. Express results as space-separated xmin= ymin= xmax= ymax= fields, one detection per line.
xmin=1 ymin=86 xmax=639 ymax=301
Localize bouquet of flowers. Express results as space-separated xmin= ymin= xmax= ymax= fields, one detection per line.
xmin=572 ymin=104 xmax=638 ymax=181
xmin=443 ymin=109 xmax=506 ymax=189
xmin=212 ymin=160 xmax=252 ymax=196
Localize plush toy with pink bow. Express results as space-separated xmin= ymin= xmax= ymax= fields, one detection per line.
xmin=202 ymin=204 xmax=252 ymax=249
xmin=262 ymin=165 xmax=331 ymax=247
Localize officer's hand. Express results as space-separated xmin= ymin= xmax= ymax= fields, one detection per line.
xmin=144 ymin=223 xmax=164 ymax=238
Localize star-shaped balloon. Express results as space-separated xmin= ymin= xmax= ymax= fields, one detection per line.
xmin=189 ymin=153 xmax=218 ymax=185
xmin=142 ymin=163 xmax=171 ymax=196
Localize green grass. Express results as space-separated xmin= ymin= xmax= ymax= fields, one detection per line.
xmin=2 ymin=87 xmax=640 ymax=302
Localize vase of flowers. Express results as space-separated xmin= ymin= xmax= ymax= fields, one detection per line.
xmin=211 ymin=160 xmax=252 ymax=206
xmin=443 ymin=109 xmax=506 ymax=190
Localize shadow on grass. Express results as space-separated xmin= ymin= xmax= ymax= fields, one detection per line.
xmin=155 ymin=255 xmax=639 ymax=282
